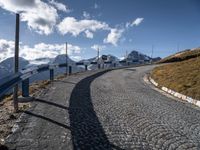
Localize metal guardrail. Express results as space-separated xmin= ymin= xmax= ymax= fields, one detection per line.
xmin=0 ymin=61 xmax=121 ymax=100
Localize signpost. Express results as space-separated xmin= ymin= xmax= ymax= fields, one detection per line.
xmin=13 ymin=13 xmax=20 ymax=112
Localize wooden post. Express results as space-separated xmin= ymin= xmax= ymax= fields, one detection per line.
xmin=13 ymin=13 xmax=20 ymax=112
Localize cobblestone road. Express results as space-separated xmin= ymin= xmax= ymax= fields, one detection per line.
xmin=5 ymin=66 xmax=200 ymax=150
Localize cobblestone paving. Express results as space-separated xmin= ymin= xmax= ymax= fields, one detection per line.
xmin=5 ymin=66 xmax=200 ymax=150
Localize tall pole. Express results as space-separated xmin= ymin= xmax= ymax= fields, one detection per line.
xmin=97 ymin=47 xmax=100 ymax=69
xmin=126 ymin=50 xmax=128 ymax=64
xmin=97 ymin=47 xmax=100 ymax=61
xmin=13 ymin=13 xmax=20 ymax=112
xmin=66 ymin=42 xmax=68 ymax=75
xmin=151 ymin=45 xmax=154 ymax=64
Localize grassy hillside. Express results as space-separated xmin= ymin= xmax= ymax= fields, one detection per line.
xmin=159 ymin=48 xmax=200 ymax=63
xmin=151 ymin=57 xmax=200 ymax=100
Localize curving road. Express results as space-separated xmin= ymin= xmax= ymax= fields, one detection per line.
xmin=6 ymin=65 xmax=200 ymax=150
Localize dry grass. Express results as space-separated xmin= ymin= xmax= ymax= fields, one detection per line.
xmin=159 ymin=48 xmax=200 ymax=63
xmin=152 ymin=57 xmax=200 ymax=100
xmin=0 ymin=79 xmax=51 ymax=145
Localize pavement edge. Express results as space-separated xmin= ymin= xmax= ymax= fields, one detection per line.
xmin=144 ymin=74 xmax=200 ymax=108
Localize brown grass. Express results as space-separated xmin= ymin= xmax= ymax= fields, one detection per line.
xmin=152 ymin=57 xmax=200 ymax=100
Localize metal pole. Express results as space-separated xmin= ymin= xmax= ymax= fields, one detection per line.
xmin=151 ymin=45 xmax=154 ymax=64
xmin=66 ymin=42 xmax=68 ymax=75
xmin=13 ymin=13 xmax=20 ymax=112
xmin=97 ymin=47 xmax=100 ymax=69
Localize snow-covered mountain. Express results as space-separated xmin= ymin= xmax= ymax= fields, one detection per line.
xmin=29 ymin=57 xmax=54 ymax=66
xmin=53 ymin=54 xmax=74 ymax=64
xmin=83 ymin=54 xmax=120 ymax=70
xmin=0 ymin=51 xmax=160 ymax=81
xmin=53 ymin=54 xmax=85 ymax=74
xmin=126 ymin=50 xmax=151 ymax=62
xmin=79 ymin=57 xmax=96 ymax=63
xmin=125 ymin=50 xmax=161 ymax=63
xmin=0 ymin=57 xmax=29 ymax=79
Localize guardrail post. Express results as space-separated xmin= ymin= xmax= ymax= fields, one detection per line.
xmin=22 ymin=78 xmax=29 ymax=97
xmin=85 ymin=65 xmax=88 ymax=71
xmin=98 ymin=64 xmax=101 ymax=69
xmin=69 ymin=66 xmax=72 ymax=75
xmin=50 ymin=69 xmax=54 ymax=81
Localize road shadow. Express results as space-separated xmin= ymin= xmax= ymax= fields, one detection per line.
xmin=34 ymin=98 xmax=69 ymax=110
xmin=20 ymin=110 xmax=71 ymax=130
xmin=69 ymin=70 xmax=124 ymax=150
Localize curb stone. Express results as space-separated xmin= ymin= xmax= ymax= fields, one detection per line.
xmin=149 ymin=77 xmax=200 ymax=108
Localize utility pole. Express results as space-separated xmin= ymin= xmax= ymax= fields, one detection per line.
xmin=151 ymin=45 xmax=154 ymax=64
xmin=66 ymin=42 xmax=68 ymax=75
xmin=13 ymin=13 xmax=20 ymax=112
xmin=97 ymin=47 xmax=100 ymax=69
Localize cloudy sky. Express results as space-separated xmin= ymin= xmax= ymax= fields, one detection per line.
xmin=0 ymin=0 xmax=200 ymax=62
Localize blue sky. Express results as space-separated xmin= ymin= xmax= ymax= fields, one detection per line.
xmin=0 ymin=0 xmax=200 ymax=62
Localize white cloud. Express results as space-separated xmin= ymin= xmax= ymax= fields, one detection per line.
xmin=83 ymin=11 xmax=91 ymax=19
xmin=49 ymin=0 xmax=69 ymax=12
xmin=94 ymin=3 xmax=99 ymax=9
xmin=0 ymin=39 xmax=15 ymax=62
xmin=57 ymin=17 xmax=109 ymax=38
xmin=21 ymin=43 xmax=81 ymax=61
xmin=0 ymin=0 xmax=60 ymax=35
xmin=126 ymin=18 xmax=144 ymax=28
xmin=91 ymin=44 xmax=106 ymax=51
xmin=126 ymin=22 xmax=131 ymax=28
xmin=85 ymin=30 xmax=94 ymax=39
xmin=131 ymin=18 xmax=144 ymax=27
xmin=103 ymin=28 xmax=124 ymax=46
xmin=0 ymin=38 xmax=82 ymax=62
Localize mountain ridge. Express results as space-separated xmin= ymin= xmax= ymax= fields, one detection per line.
xmin=0 ymin=50 xmax=159 ymax=80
